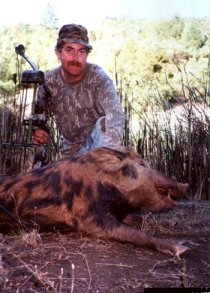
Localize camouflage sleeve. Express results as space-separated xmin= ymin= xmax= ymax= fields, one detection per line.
xmin=35 ymin=84 xmax=48 ymax=114
xmin=35 ymin=83 xmax=54 ymax=118
xmin=32 ymin=84 xmax=52 ymax=132
xmin=96 ymin=78 xmax=125 ymax=146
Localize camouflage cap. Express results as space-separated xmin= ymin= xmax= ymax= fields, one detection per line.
xmin=57 ymin=24 xmax=92 ymax=50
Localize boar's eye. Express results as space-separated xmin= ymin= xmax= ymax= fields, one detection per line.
xmin=138 ymin=158 xmax=149 ymax=167
xmin=121 ymin=164 xmax=138 ymax=179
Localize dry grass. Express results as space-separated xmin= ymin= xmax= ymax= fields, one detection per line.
xmin=0 ymin=200 xmax=210 ymax=292
xmin=21 ymin=228 xmax=42 ymax=247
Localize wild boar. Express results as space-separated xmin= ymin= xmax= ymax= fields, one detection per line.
xmin=0 ymin=147 xmax=188 ymax=256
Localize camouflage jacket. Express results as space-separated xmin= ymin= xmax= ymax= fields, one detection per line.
xmin=35 ymin=63 xmax=125 ymax=154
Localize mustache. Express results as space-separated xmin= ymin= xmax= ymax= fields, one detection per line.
xmin=68 ymin=61 xmax=82 ymax=67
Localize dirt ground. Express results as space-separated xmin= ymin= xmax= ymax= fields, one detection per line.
xmin=0 ymin=200 xmax=210 ymax=293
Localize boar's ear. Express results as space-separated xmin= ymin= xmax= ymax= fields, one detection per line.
xmin=89 ymin=147 xmax=128 ymax=172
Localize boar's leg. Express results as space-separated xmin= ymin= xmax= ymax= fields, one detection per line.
xmin=104 ymin=223 xmax=188 ymax=256
xmin=79 ymin=217 xmax=188 ymax=256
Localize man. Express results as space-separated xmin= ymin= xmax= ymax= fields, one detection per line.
xmin=33 ymin=23 xmax=125 ymax=156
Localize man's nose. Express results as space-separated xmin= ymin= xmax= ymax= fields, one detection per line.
xmin=72 ymin=51 xmax=79 ymax=60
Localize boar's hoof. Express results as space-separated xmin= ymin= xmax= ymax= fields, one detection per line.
xmin=155 ymin=241 xmax=188 ymax=256
xmin=174 ymin=243 xmax=189 ymax=257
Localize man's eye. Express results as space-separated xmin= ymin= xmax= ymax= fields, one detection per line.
xmin=65 ymin=48 xmax=73 ymax=53
xmin=79 ymin=50 xmax=86 ymax=54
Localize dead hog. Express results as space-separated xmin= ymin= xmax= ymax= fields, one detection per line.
xmin=0 ymin=147 xmax=188 ymax=256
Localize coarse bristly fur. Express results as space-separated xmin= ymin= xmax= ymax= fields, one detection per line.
xmin=0 ymin=146 xmax=189 ymax=256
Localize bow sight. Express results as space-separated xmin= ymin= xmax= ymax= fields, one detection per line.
xmin=15 ymin=44 xmax=44 ymax=84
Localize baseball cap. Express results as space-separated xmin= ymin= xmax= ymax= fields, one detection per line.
xmin=57 ymin=24 xmax=92 ymax=50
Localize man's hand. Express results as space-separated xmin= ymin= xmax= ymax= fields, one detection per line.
xmin=33 ymin=129 xmax=50 ymax=144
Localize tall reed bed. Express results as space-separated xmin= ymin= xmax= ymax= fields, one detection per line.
xmin=121 ymin=80 xmax=210 ymax=200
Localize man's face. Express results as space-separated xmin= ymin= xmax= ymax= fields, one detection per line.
xmin=56 ymin=43 xmax=88 ymax=81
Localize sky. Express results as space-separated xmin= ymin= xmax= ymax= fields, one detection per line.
xmin=0 ymin=0 xmax=209 ymax=29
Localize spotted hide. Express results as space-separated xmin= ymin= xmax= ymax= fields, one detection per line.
xmin=0 ymin=147 xmax=188 ymax=256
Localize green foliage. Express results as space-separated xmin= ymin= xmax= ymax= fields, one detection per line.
xmin=0 ymin=23 xmax=58 ymax=95
xmin=42 ymin=3 xmax=59 ymax=28
xmin=0 ymin=17 xmax=209 ymax=106
xmin=88 ymin=17 xmax=209 ymax=112
xmin=181 ymin=20 xmax=208 ymax=48
xmin=147 ymin=18 xmax=185 ymax=40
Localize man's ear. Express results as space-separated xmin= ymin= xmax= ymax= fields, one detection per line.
xmin=55 ymin=48 xmax=61 ymax=60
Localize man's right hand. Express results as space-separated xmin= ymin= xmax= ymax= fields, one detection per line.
xmin=33 ymin=128 xmax=50 ymax=145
